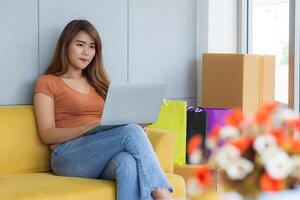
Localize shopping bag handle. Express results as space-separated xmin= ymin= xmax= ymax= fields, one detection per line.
xmin=162 ymin=98 xmax=168 ymax=107
xmin=187 ymin=106 xmax=204 ymax=112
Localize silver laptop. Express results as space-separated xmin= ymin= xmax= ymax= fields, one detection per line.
xmin=84 ymin=82 xmax=166 ymax=135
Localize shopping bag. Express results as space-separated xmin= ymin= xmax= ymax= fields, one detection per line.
xmin=148 ymin=100 xmax=187 ymax=165
xmin=202 ymin=107 xmax=232 ymax=134
xmin=186 ymin=107 xmax=208 ymax=164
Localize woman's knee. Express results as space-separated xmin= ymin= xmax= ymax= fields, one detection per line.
xmin=113 ymin=152 xmax=137 ymax=178
xmin=122 ymin=123 xmax=146 ymax=138
xmin=125 ymin=123 xmax=143 ymax=132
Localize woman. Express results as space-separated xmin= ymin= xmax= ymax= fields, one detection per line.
xmin=34 ymin=19 xmax=173 ymax=200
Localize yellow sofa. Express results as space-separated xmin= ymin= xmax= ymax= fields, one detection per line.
xmin=0 ymin=106 xmax=186 ymax=200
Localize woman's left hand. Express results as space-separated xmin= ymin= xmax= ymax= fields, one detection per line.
xmin=143 ymin=127 xmax=148 ymax=134
xmin=139 ymin=124 xmax=150 ymax=134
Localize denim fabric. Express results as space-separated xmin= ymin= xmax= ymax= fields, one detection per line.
xmin=101 ymin=151 xmax=139 ymax=199
xmin=51 ymin=123 xmax=173 ymax=200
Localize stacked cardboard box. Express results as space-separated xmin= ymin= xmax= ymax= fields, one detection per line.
xmin=200 ymin=53 xmax=275 ymax=113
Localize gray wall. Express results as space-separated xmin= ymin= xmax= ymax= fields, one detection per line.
xmin=0 ymin=0 xmax=237 ymax=106
xmin=0 ymin=0 xmax=198 ymax=106
xmin=0 ymin=0 xmax=38 ymax=105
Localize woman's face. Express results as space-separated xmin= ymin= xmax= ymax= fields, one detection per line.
xmin=67 ymin=31 xmax=96 ymax=70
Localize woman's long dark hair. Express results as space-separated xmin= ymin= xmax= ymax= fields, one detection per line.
xmin=45 ymin=19 xmax=110 ymax=99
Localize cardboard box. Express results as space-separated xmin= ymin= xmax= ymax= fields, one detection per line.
xmin=200 ymin=53 xmax=275 ymax=113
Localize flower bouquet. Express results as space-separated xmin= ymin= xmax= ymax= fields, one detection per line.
xmin=187 ymin=103 xmax=300 ymax=199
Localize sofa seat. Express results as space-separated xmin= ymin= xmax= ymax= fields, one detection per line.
xmin=0 ymin=172 xmax=185 ymax=200
xmin=0 ymin=106 xmax=186 ymax=199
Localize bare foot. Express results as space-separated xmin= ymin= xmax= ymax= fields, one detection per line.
xmin=152 ymin=188 xmax=173 ymax=200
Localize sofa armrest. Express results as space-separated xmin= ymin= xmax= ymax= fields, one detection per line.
xmin=147 ymin=128 xmax=175 ymax=173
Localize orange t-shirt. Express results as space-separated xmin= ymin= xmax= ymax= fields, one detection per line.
xmin=34 ymin=74 xmax=105 ymax=128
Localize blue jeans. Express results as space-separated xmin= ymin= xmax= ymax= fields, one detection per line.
xmin=50 ymin=124 xmax=173 ymax=200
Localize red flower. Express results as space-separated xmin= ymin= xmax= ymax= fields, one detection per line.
xmin=226 ymin=108 xmax=244 ymax=127
xmin=255 ymin=103 xmax=278 ymax=125
xmin=255 ymin=109 xmax=270 ymax=125
xmin=293 ymin=139 xmax=300 ymax=153
xmin=229 ymin=136 xmax=254 ymax=154
xmin=268 ymin=129 xmax=293 ymax=151
xmin=295 ymin=119 xmax=300 ymax=132
xmin=195 ymin=165 xmax=214 ymax=188
xmin=262 ymin=102 xmax=278 ymax=114
xmin=187 ymin=135 xmax=202 ymax=155
xmin=288 ymin=118 xmax=300 ymax=132
xmin=208 ymin=125 xmax=220 ymax=140
xmin=260 ymin=172 xmax=285 ymax=192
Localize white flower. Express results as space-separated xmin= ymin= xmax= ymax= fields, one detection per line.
xmin=189 ymin=149 xmax=203 ymax=164
xmin=206 ymin=139 xmax=217 ymax=150
xmin=219 ymin=126 xmax=240 ymax=140
xmin=253 ymin=135 xmax=277 ymax=154
xmin=290 ymin=155 xmax=300 ymax=179
xmin=225 ymin=158 xmax=254 ymax=180
xmin=264 ymin=149 xmax=293 ymax=179
xmin=274 ymin=108 xmax=299 ymax=126
xmin=221 ymin=192 xmax=244 ymax=200
xmin=261 ymin=147 xmax=281 ymax=163
xmin=215 ymin=145 xmax=240 ymax=168
xmin=240 ymin=114 xmax=255 ymax=130
xmin=186 ymin=177 xmax=203 ymax=197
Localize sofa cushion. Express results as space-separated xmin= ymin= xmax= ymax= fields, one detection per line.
xmin=0 ymin=173 xmax=115 ymax=200
xmin=166 ymin=173 xmax=186 ymax=198
xmin=0 ymin=106 xmax=176 ymax=175
xmin=0 ymin=172 xmax=185 ymax=200
xmin=0 ymin=106 xmax=50 ymax=175
xmin=147 ymin=128 xmax=175 ymax=173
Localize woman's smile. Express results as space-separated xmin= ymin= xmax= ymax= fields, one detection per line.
xmin=79 ymin=58 xmax=89 ymax=62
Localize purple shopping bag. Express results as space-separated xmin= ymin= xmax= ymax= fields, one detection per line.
xmin=202 ymin=108 xmax=232 ymax=134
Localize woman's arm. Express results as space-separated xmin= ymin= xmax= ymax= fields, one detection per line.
xmin=34 ymin=93 xmax=98 ymax=145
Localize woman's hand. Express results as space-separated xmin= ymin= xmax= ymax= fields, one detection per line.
xmin=143 ymin=127 xmax=148 ymax=134
xmin=49 ymin=123 xmax=100 ymax=150
xmin=139 ymin=123 xmax=151 ymax=134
